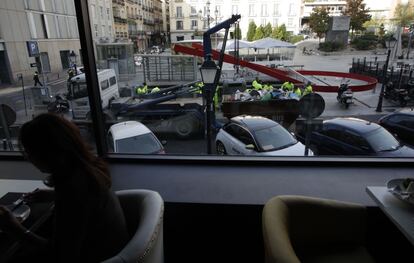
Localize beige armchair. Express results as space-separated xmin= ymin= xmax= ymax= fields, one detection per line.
xmin=262 ymin=195 xmax=375 ymax=263
xmin=102 ymin=189 xmax=164 ymax=263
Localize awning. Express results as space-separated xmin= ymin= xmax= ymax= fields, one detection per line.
xmin=216 ymin=39 xmax=251 ymax=50
xmin=250 ymin=37 xmax=295 ymax=49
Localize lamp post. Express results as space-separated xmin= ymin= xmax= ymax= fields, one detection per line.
xmin=69 ymin=50 xmax=77 ymax=74
xmin=200 ymin=56 xmax=219 ymax=154
xmin=407 ymin=25 xmax=414 ymax=59
xmin=199 ymin=0 xmax=211 ymax=30
xmin=376 ymin=37 xmax=397 ymax=112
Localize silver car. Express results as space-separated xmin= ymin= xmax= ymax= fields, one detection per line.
xmin=215 ymin=116 xmax=311 ymax=156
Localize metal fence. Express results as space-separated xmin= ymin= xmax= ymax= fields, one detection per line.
xmin=142 ymin=55 xmax=198 ymax=82
xmin=350 ymin=57 xmax=414 ymax=89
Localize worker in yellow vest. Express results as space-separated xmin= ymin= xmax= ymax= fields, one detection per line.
xmin=263 ymin=83 xmax=274 ymax=92
xmin=294 ymin=86 xmax=302 ymax=97
xmin=151 ymin=86 xmax=160 ymax=93
xmin=136 ymin=82 xmax=148 ymax=95
xmin=252 ymin=77 xmax=263 ymax=90
xmin=303 ymin=82 xmax=313 ymax=96
xmin=281 ymin=81 xmax=294 ymax=92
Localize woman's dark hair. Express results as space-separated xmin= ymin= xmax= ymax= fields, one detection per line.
xmin=19 ymin=113 xmax=111 ymax=189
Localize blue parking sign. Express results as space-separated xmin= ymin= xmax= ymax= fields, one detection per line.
xmin=26 ymin=41 xmax=39 ymax=57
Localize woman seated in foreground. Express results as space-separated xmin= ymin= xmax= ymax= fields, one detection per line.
xmin=0 ymin=113 xmax=129 ymax=262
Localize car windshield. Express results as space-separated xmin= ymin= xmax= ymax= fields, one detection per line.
xmin=254 ymin=125 xmax=297 ymax=151
xmin=116 ymin=133 xmax=162 ymax=154
xmin=365 ymin=128 xmax=400 ymax=152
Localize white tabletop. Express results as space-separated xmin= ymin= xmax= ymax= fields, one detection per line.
xmin=366 ymin=186 xmax=414 ymax=246
xmin=0 ymin=179 xmax=46 ymax=198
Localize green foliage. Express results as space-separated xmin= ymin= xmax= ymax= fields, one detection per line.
xmin=393 ymin=2 xmax=414 ymax=27
xmin=351 ymin=33 xmax=378 ymax=50
xmin=378 ymin=23 xmax=385 ymax=39
xmin=253 ymin=26 xmax=265 ymax=40
xmin=288 ymin=35 xmax=304 ymax=44
xmin=232 ymin=26 xmax=242 ymax=40
xmin=264 ymin=23 xmax=273 ymax=38
xmin=318 ymin=41 xmax=345 ymax=52
xmin=309 ymin=7 xmax=330 ymax=42
xmin=271 ymin=24 xmax=291 ymax=41
xmin=247 ymin=21 xmax=257 ymax=41
xmin=342 ymin=0 xmax=371 ymax=33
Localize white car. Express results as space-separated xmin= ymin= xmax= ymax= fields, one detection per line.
xmin=215 ymin=116 xmax=311 ymax=156
xmin=108 ymin=121 xmax=165 ymax=154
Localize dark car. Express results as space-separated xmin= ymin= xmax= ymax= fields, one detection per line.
xmin=302 ymin=118 xmax=414 ymax=157
xmin=378 ymin=109 xmax=414 ymax=146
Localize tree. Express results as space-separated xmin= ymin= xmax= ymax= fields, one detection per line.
xmin=253 ymin=25 xmax=265 ymax=40
xmin=378 ymin=23 xmax=385 ymax=39
xmin=264 ymin=23 xmax=273 ymax=38
xmin=232 ymin=26 xmax=242 ymax=40
xmin=342 ymin=0 xmax=371 ymax=36
xmin=309 ymin=7 xmax=330 ymax=43
xmin=247 ymin=21 xmax=257 ymax=41
xmin=271 ymin=24 xmax=290 ymax=41
xmin=393 ymin=1 xmax=414 ymax=27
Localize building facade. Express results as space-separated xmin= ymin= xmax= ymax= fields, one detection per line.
xmin=169 ymin=0 xmax=302 ymax=44
xmin=162 ymin=0 xmax=171 ymax=44
xmin=88 ymin=0 xmax=115 ymax=43
xmin=0 ymin=0 xmax=81 ymax=85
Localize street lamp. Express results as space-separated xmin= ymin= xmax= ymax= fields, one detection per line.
xmin=199 ymin=56 xmax=219 ymax=154
xmin=199 ymin=0 xmax=211 ymax=30
xmin=376 ymin=37 xmax=397 ymax=112
xmin=69 ymin=50 xmax=77 ymax=73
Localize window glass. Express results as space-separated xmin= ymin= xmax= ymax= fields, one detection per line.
xmin=0 ymin=0 xmax=93 ymax=153
xmin=115 ymin=134 xmax=163 ymax=154
xmin=254 ymin=125 xmax=297 ymax=151
xmin=2 ymin=0 xmax=414 ymax=160
xmin=100 ymin=79 xmax=109 ymax=91
xmin=366 ymin=128 xmax=400 ymax=152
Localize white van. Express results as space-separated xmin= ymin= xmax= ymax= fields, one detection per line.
xmin=67 ymin=69 xmax=120 ymax=117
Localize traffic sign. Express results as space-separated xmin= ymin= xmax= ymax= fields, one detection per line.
xmin=26 ymin=41 xmax=39 ymax=57
xmin=30 ymin=62 xmax=38 ymax=67
xmin=299 ymin=93 xmax=325 ymax=119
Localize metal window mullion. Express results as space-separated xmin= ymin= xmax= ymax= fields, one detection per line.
xmin=73 ymin=0 xmax=107 ymax=157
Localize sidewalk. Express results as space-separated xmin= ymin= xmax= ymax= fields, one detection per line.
xmin=0 ymin=70 xmax=68 ymax=96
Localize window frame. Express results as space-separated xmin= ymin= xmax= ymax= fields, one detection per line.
xmin=2 ymin=0 xmax=414 ymax=169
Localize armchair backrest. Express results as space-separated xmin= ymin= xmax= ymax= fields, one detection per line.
xmin=102 ymin=189 xmax=164 ymax=263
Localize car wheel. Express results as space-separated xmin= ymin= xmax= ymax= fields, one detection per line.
xmin=174 ymin=118 xmax=195 ymax=139
xmin=216 ymin=141 xmax=227 ymax=155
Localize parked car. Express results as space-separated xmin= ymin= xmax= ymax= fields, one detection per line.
xmin=301 ymin=117 xmax=414 ymax=157
xmin=108 ymin=121 xmax=166 ymax=154
xmin=215 ymin=115 xmax=310 ymax=156
xmin=378 ymin=109 xmax=414 ymax=146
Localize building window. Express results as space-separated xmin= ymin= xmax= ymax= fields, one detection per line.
xmin=176 ymin=6 xmax=182 ymax=18
xmin=176 ymin=20 xmax=183 ymax=30
xmin=274 ymin=3 xmax=280 ymax=16
xmin=191 ymin=20 xmax=198 ymax=29
xmin=261 ymin=4 xmax=267 ymax=16
xmin=176 ymin=35 xmax=184 ymax=41
xmin=107 ymin=8 xmax=110 ymax=19
xmin=100 ymin=6 xmax=104 ymax=18
xmin=261 ymin=19 xmax=266 ymax=26
xmin=288 ymin=3 xmax=295 ymax=16
xmin=288 ymin=18 xmax=293 ymax=27
xmin=249 ymin=4 xmax=255 ymax=17
xmin=94 ymin=24 xmax=98 ymax=37
xmin=273 ymin=18 xmax=278 ymax=27
xmin=232 ymin=5 xmax=238 ymax=15
xmin=190 ymin=6 xmax=197 ymax=14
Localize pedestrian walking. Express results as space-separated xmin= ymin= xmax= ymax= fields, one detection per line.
xmin=33 ymin=71 xmax=43 ymax=87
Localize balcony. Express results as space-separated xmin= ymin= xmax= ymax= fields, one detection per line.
xmin=112 ymin=0 xmax=125 ymax=6
xmin=114 ymin=17 xmax=127 ymax=24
